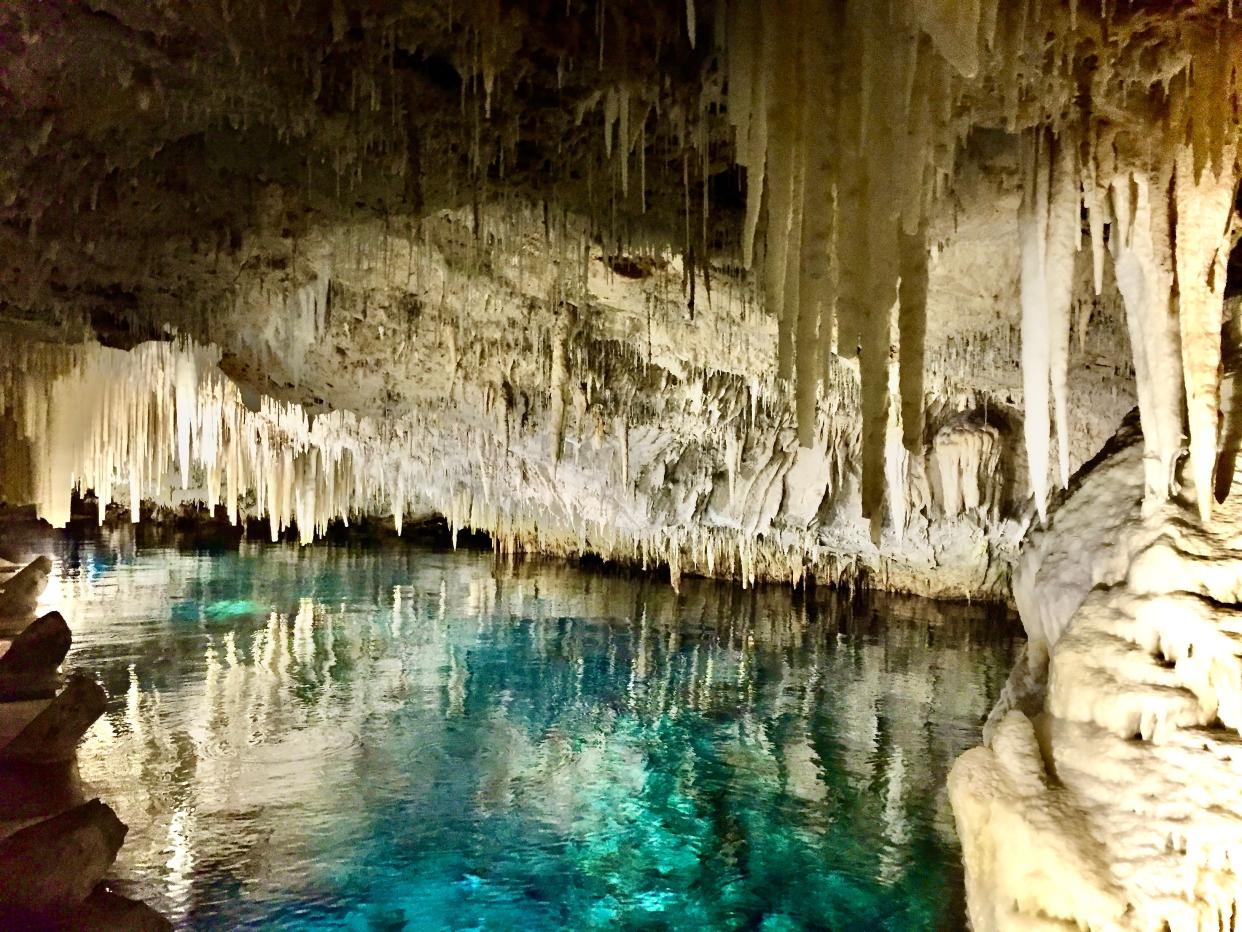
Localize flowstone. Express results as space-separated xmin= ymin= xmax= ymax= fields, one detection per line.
xmin=951 ymin=412 xmax=1242 ymax=930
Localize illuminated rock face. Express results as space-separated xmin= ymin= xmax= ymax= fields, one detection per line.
xmin=0 ymin=188 xmax=1132 ymax=597
xmin=951 ymin=400 xmax=1242 ymax=929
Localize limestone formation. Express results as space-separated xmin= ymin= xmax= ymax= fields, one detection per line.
xmin=70 ymin=888 xmax=174 ymax=932
xmin=0 ymin=799 xmax=127 ymax=913
xmin=0 ymin=551 xmax=171 ymax=928
xmin=0 ymin=760 xmax=85 ymax=822
xmin=951 ymin=412 xmax=1242 ymax=929
xmin=3 ymin=0 xmax=1232 ymax=598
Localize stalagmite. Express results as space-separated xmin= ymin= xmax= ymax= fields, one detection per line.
xmin=952 ymin=409 xmax=1242 ymax=931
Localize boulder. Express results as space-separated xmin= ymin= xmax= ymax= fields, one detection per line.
xmin=0 ymin=556 xmax=53 ymax=633
xmin=0 ymin=799 xmax=126 ymax=910
xmin=0 ymin=611 xmax=71 ymax=700
xmin=0 ymin=674 xmax=107 ymax=765
xmin=0 ymin=759 xmax=84 ymax=822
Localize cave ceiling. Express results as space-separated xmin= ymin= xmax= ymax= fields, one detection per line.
xmin=1 ymin=0 xmax=1234 ymax=340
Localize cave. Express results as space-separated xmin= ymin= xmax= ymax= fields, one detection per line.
xmin=0 ymin=1 xmax=1239 ymax=929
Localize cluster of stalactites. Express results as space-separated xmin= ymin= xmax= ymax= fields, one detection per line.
xmin=723 ymin=0 xmax=972 ymax=540
xmin=0 ymin=335 xmax=885 ymax=592
xmin=724 ymin=1 xmax=1242 ymax=529
xmin=1019 ymin=109 xmax=1241 ymax=523
xmin=0 ymin=338 xmax=427 ymax=543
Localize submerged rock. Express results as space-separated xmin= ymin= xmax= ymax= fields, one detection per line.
xmin=68 ymin=886 xmax=174 ymax=932
xmin=0 ymin=759 xmax=84 ymax=821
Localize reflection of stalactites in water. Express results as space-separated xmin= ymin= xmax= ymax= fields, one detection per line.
xmin=322 ymin=610 xmax=336 ymax=682
xmin=204 ymin=640 xmax=221 ymax=703
xmin=50 ymin=541 xmax=1019 ymax=928
xmin=880 ymin=746 xmax=909 ymax=885
xmin=294 ymin=598 xmax=315 ymax=671
xmin=446 ymin=650 xmax=467 ymax=718
xmin=784 ymin=734 xmax=827 ymax=804
xmin=164 ymin=806 xmax=195 ymax=924
xmin=125 ymin=663 xmax=142 ymax=743
xmin=390 ymin=585 xmax=402 ymax=639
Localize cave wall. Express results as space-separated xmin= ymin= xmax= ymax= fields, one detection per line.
xmin=0 ymin=145 xmax=1135 ymax=597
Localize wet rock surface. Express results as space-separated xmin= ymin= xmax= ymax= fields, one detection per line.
xmin=0 ymin=556 xmax=170 ymax=930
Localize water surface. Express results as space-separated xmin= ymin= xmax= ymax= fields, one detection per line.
xmin=38 ymin=535 xmax=1018 ymax=930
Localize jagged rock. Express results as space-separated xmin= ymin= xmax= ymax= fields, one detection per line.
xmin=0 ymin=611 xmax=71 ymax=701
xmin=0 ymin=674 xmax=107 ymax=765
xmin=0 ymin=799 xmax=126 ymax=911
xmin=0 ymin=556 xmax=52 ymax=631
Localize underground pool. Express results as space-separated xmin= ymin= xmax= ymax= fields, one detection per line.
xmin=38 ymin=534 xmax=1018 ymax=930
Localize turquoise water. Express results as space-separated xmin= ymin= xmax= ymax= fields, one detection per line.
xmin=40 ymin=535 xmax=1017 ymax=930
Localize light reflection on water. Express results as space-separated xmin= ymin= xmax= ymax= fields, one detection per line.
xmin=38 ymin=534 xmax=1018 ymax=930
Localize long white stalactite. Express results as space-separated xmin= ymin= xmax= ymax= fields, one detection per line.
xmin=1174 ymin=144 xmax=1240 ymax=520
xmin=1109 ymin=166 xmax=1185 ymax=508
xmin=1019 ymin=132 xmax=1054 ymax=523
xmin=1018 ymin=131 xmax=1082 ymax=522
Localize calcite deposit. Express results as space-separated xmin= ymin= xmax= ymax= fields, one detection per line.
xmin=951 ymin=405 xmax=1242 ymax=930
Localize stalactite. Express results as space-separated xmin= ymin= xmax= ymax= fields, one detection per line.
xmin=1081 ymin=125 xmax=1109 ymax=297
xmin=1109 ymin=167 xmax=1184 ymax=507
xmin=858 ymin=2 xmax=911 ymax=541
xmin=1019 ymin=132 xmax=1053 ymax=522
xmin=724 ymin=0 xmax=959 ymax=526
xmin=794 ymin=4 xmax=834 ymax=448
xmin=1046 ymin=134 xmax=1079 ymax=490
xmin=1173 ymin=143 xmax=1239 ymax=518
xmin=897 ymin=224 xmax=928 ymax=454
xmin=764 ymin=4 xmax=801 ymax=381
xmin=730 ymin=0 xmax=768 ymax=271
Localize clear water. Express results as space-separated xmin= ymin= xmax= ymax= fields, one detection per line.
xmin=37 ymin=533 xmax=1019 ymax=931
